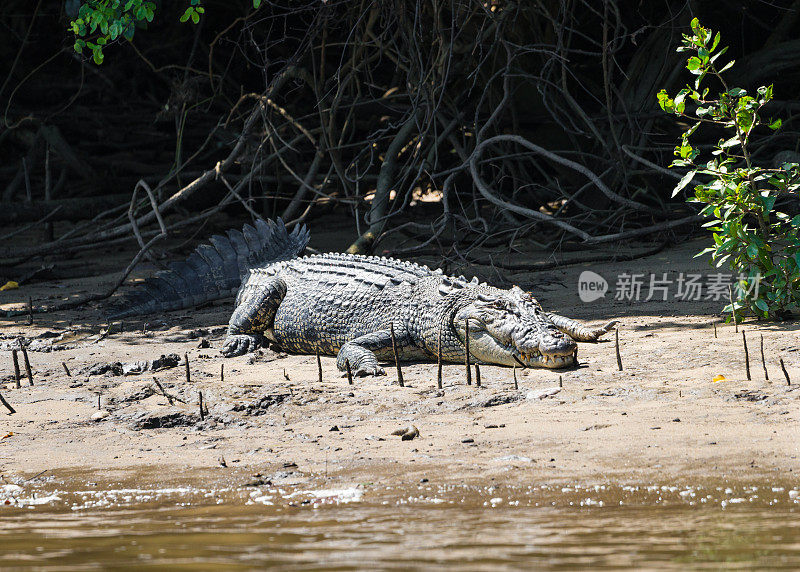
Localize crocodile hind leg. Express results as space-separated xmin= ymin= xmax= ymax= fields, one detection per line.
xmin=336 ymin=331 xmax=396 ymax=377
xmin=546 ymin=313 xmax=618 ymax=342
xmin=222 ymin=276 xmax=287 ymax=357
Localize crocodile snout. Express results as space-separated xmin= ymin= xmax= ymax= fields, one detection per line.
xmin=516 ymin=328 xmax=577 ymax=369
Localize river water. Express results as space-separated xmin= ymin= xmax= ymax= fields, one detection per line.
xmin=2 ymin=478 xmax=800 ymax=569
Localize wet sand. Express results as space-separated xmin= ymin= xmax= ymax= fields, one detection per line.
xmin=1 ymin=224 xmax=799 ymax=489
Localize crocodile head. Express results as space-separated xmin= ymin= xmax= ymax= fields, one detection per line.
xmin=454 ymin=286 xmax=577 ymax=369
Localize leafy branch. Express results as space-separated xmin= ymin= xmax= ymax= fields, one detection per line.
xmin=658 ymin=18 xmax=800 ymax=320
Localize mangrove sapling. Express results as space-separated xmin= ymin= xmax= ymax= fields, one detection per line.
xmin=659 ymin=18 xmax=800 ymax=321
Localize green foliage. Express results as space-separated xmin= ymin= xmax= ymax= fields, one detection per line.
xmin=70 ymin=1 xmax=260 ymax=63
xmin=658 ymin=19 xmax=800 ymax=321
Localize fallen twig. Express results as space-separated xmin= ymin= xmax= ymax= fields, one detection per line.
xmin=0 ymin=392 xmax=15 ymax=414
xmin=152 ymin=377 xmax=175 ymax=406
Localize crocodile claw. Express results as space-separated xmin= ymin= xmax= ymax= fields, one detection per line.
xmin=221 ymin=334 xmax=261 ymax=357
xmin=591 ymin=320 xmax=619 ymax=340
xmin=342 ymin=365 xmax=386 ymax=377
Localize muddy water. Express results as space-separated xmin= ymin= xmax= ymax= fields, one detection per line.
xmin=2 ymin=479 xmax=800 ymax=570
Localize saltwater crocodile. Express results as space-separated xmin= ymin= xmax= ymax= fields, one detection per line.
xmin=110 ymin=218 xmax=617 ymax=375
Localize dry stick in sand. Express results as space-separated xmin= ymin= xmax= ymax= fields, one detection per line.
xmin=316 ymin=350 xmax=323 ymax=384
xmin=615 ymin=328 xmax=623 ymax=371
xmin=742 ymin=330 xmax=751 ymax=381
xmin=220 ymin=363 xmax=224 ymax=383
xmin=474 ymin=363 xmax=481 ymax=387
xmin=389 ymin=323 xmax=404 ymax=387
xmin=26 ymin=297 xmax=33 ymax=326
xmin=780 ymin=358 xmax=791 ymax=385
xmin=153 ymin=377 xmax=174 ymax=406
xmin=62 ymin=361 xmax=71 ymax=377
xmin=20 ymin=345 xmax=33 ymax=386
xmin=11 ymin=350 xmax=21 ymax=389
xmin=184 ymin=353 xmax=190 ymax=383
xmin=713 ymin=322 xmax=717 ymax=338
xmin=97 ymin=394 xmax=101 ymax=410
xmin=513 ymin=366 xmax=518 ymax=390
xmin=437 ymin=329 xmax=443 ymax=390
xmin=559 ymin=375 xmax=563 ymax=388
xmin=464 ymin=318 xmax=472 ymax=386
xmin=345 ymin=359 xmax=354 ymax=385
xmin=728 ymin=285 xmax=738 ymax=333
xmin=0 ymin=392 xmax=15 ymax=414
xmin=760 ymin=334 xmax=769 ymax=381
xmin=198 ymin=391 xmax=205 ymax=421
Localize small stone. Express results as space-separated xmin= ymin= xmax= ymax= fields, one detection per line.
xmin=461 ymin=438 xmax=474 ymax=444
xmin=329 ymin=425 xmax=340 ymax=432
xmin=90 ymin=410 xmax=110 ymax=422
xmin=526 ymin=387 xmax=561 ymax=400
xmin=197 ymin=338 xmax=210 ymax=349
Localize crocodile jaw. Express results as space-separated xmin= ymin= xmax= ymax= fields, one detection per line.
xmin=466 ymin=329 xmax=577 ymax=369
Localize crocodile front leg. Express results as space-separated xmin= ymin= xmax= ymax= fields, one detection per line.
xmin=546 ymin=313 xmax=618 ymax=342
xmin=222 ymin=276 xmax=287 ymax=357
xmin=336 ymin=331 xmax=396 ymax=377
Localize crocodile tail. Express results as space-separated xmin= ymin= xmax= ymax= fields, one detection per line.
xmin=107 ymin=218 xmax=310 ymax=319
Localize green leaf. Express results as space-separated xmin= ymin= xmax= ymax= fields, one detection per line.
xmin=719 ymin=60 xmax=735 ymax=73
xmin=180 ymin=8 xmax=191 ymax=22
xmin=711 ymin=31 xmax=721 ymax=51
xmin=686 ymin=56 xmax=702 ymax=71
xmin=672 ymin=169 xmax=697 ymax=197
xmin=769 ymin=118 xmax=782 ymax=130
xmin=754 ymin=298 xmax=769 ymax=312
xmin=253 ymin=0 xmax=262 ymax=7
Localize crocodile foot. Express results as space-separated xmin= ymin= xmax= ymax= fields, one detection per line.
xmin=337 ymin=353 xmax=386 ymax=377
xmin=221 ymin=334 xmax=261 ymax=357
